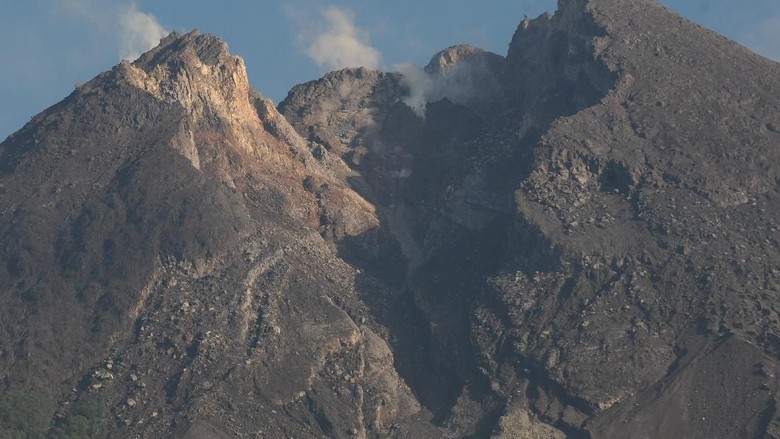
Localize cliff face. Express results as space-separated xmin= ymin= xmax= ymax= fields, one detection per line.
xmin=280 ymin=0 xmax=780 ymax=437
xmin=0 ymin=31 xmax=419 ymax=439
xmin=2 ymin=0 xmax=780 ymax=438
xmin=483 ymin=0 xmax=780 ymax=436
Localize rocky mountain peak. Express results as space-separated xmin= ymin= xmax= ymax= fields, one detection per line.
xmin=424 ymin=44 xmax=503 ymax=75
xmin=3 ymin=1 xmax=780 ymax=438
xmin=135 ymin=30 xmax=231 ymax=69
xmin=101 ymin=30 xmax=341 ymax=199
xmin=117 ymin=31 xmax=255 ymax=132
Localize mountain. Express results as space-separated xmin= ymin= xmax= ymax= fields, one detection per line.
xmin=0 ymin=31 xmax=414 ymax=439
xmin=2 ymin=0 xmax=780 ymax=437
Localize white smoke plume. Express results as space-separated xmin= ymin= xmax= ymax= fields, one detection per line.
xmin=305 ymin=6 xmax=382 ymax=70
xmin=117 ymin=3 xmax=169 ymax=61
xmin=287 ymin=6 xmax=502 ymax=118
xmin=395 ymin=52 xmax=503 ymax=118
xmin=395 ymin=64 xmax=431 ymax=117
xmin=55 ymin=0 xmax=168 ymax=61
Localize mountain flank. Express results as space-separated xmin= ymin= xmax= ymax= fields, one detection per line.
xmin=1 ymin=0 xmax=780 ymax=437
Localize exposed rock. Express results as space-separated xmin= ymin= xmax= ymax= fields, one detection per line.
xmin=282 ymin=0 xmax=780 ymax=437
xmin=492 ymin=406 xmax=566 ymax=439
xmin=420 ymin=45 xmax=506 ymax=114
xmin=1 ymin=0 xmax=780 ymax=438
xmin=0 ymin=30 xmax=417 ymax=439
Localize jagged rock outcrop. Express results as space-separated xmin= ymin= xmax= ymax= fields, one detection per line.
xmin=2 ymin=0 xmax=780 ymax=438
xmin=0 ymin=31 xmax=425 ymax=439
xmin=417 ymin=45 xmax=506 ymax=115
xmin=281 ymin=0 xmax=780 ymax=438
xmin=487 ymin=1 xmax=780 ymax=435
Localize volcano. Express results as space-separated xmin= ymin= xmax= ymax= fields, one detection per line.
xmin=1 ymin=0 xmax=780 ymax=437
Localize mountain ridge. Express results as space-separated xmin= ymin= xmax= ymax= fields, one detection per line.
xmin=1 ymin=0 xmax=780 ymax=437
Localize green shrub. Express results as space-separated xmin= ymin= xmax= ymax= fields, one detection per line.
xmin=0 ymin=390 xmax=54 ymax=439
xmin=50 ymin=399 xmax=106 ymax=439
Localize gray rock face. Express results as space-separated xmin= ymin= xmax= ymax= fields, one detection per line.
xmin=419 ymin=45 xmax=505 ymax=115
xmin=281 ymin=0 xmax=780 ymax=437
xmin=2 ymin=0 xmax=780 ymax=438
xmin=0 ymin=31 xmax=419 ymax=439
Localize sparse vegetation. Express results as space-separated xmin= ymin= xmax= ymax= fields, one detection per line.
xmin=0 ymin=390 xmax=54 ymax=439
xmin=50 ymin=400 xmax=106 ymax=439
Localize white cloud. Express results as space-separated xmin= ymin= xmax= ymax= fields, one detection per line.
xmin=54 ymin=0 xmax=168 ymax=61
xmin=300 ymin=6 xmax=382 ymax=70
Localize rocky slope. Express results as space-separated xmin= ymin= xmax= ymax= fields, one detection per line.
xmin=0 ymin=32 xmax=423 ymax=438
xmin=280 ymin=0 xmax=780 ymax=437
xmin=2 ymin=0 xmax=780 ymax=438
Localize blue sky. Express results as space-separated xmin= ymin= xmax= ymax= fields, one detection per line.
xmin=1 ymin=0 xmax=778 ymax=139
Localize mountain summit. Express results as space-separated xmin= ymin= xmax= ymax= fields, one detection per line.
xmin=2 ymin=1 xmax=780 ymax=438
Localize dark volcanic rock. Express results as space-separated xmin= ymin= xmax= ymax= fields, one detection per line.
xmin=420 ymin=45 xmax=506 ymax=115
xmin=281 ymin=0 xmax=780 ymax=438
xmin=2 ymin=0 xmax=780 ymax=438
xmin=0 ymin=31 xmax=423 ymax=439
xmin=502 ymin=0 xmax=780 ymax=417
